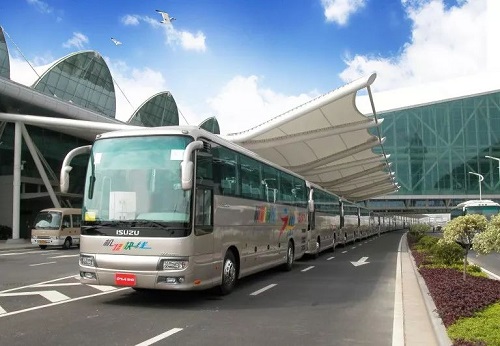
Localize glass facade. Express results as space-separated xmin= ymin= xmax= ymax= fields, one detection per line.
xmin=0 ymin=26 xmax=9 ymax=79
xmin=32 ymin=51 xmax=116 ymax=118
xmin=371 ymin=91 xmax=500 ymax=197
xmin=128 ymin=91 xmax=179 ymax=127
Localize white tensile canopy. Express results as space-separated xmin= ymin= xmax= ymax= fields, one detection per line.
xmin=225 ymin=73 xmax=398 ymax=202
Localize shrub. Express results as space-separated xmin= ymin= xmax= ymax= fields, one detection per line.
xmin=432 ymin=241 xmax=464 ymax=266
xmin=415 ymin=235 xmax=439 ymax=252
xmin=0 ymin=225 xmax=12 ymax=240
xmin=419 ymin=267 xmax=500 ymax=327
xmin=409 ymin=223 xmax=431 ymax=242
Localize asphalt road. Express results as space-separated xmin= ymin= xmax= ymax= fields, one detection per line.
xmin=1 ymin=231 xmax=403 ymax=346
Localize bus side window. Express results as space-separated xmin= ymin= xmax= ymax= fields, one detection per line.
xmin=72 ymin=214 xmax=82 ymax=227
xmin=62 ymin=215 xmax=71 ymax=228
xmin=195 ymin=188 xmax=213 ymax=235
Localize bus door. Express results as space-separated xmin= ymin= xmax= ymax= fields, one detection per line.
xmin=307 ymin=187 xmax=317 ymax=254
xmin=193 ymin=149 xmax=215 ymax=273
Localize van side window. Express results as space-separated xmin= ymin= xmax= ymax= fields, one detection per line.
xmin=72 ymin=214 xmax=82 ymax=227
xmin=62 ymin=215 xmax=71 ymax=228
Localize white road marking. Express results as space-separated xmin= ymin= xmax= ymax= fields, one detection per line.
xmin=327 ymin=256 xmax=335 ymax=261
xmin=32 ymin=283 xmax=81 ymax=287
xmin=0 ymin=275 xmax=79 ymax=293
xmin=48 ymin=254 xmax=79 ymax=259
xmin=250 ymin=284 xmax=277 ymax=296
xmin=301 ymin=266 xmax=315 ymax=272
xmin=351 ymin=246 xmax=356 ymax=249
xmin=29 ymin=261 xmax=57 ymax=267
xmin=0 ymin=305 xmax=5 ymax=314
xmin=0 ymin=250 xmax=43 ymax=256
xmin=392 ymin=236 xmax=404 ymax=346
xmin=341 ymin=251 xmax=347 ymax=254
xmin=0 ymin=290 xmax=69 ymax=302
xmin=0 ymin=288 xmax=129 ymax=318
xmin=87 ymin=285 xmax=117 ymax=292
xmin=135 ymin=328 xmax=183 ymax=346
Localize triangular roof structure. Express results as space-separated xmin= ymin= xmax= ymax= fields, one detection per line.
xmin=225 ymin=73 xmax=398 ymax=201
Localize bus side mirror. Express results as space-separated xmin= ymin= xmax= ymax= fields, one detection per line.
xmin=308 ymin=199 xmax=314 ymax=212
xmin=181 ymin=161 xmax=194 ymax=190
xmin=60 ymin=165 xmax=73 ymax=193
xmin=180 ymin=141 xmax=204 ymax=191
xmin=60 ymin=145 xmax=91 ymax=193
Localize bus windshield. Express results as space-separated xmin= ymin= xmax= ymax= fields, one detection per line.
xmin=34 ymin=211 xmax=62 ymax=230
xmin=466 ymin=205 xmax=500 ymax=220
xmin=83 ymin=135 xmax=193 ymax=226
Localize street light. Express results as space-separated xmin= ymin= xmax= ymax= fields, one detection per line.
xmin=468 ymin=172 xmax=484 ymax=200
xmin=485 ymin=155 xmax=500 ymax=184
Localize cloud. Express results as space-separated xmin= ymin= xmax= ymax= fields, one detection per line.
xmin=339 ymin=0 xmax=488 ymax=91
xmin=26 ymin=0 xmax=53 ymax=14
xmin=121 ymin=15 xmax=140 ymax=26
xmin=321 ymin=0 xmax=367 ymax=25
xmin=206 ymin=75 xmax=318 ymax=134
xmin=9 ymin=54 xmax=53 ymax=86
xmin=105 ymin=59 xmax=171 ymax=122
xmin=122 ymin=14 xmax=207 ymax=52
xmin=166 ymin=27 xmax=207 ymax=52
xmin=62 ymin=32 xmax=89 ymax=50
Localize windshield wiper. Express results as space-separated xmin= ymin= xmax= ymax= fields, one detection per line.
xmin=132 ymin=220 xmax=171 ymax=229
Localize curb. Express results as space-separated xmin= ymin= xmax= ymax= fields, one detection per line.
xmin=405 ymin=236 xmax=452 ymax=346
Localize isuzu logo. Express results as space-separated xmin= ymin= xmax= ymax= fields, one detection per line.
xmin=116 ymin=229 xmax=140 ymax=236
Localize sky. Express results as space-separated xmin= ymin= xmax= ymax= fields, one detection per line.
xmin=0 ymin=0 xmax=497 ymax=134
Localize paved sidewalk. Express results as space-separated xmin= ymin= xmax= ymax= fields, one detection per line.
xmin=1 ymin=235 xmax=452 ymax=345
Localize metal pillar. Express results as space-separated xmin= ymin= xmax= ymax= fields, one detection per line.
xmin=12 ymin=122 xmax=21 ymax=240
xmin=21 ymin=124 xmax=61 ymax=208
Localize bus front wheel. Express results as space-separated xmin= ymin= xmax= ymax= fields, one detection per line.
xmin=219 ymin=251 xmax=237 ymax=295
xmin=282 ymin=241 xmax=294 ymax=271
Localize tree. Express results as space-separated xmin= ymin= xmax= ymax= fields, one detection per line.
xmin=441 ymin=214 xmax=487 ymax=280
xmin=473 ymin=213 xmax=500 ymax=255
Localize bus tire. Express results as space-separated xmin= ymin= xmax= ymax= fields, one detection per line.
xmin=219 ymin=251 xmax=237 ymax=295
xmin=62 ymin=237 xmax=72 ymax=250
xmin=39 ymin=245 xmax=47 ymax=250
xmin=313 ymin=238 xmax=320 ymax=259
xmin=282 ymin=240 xmax=294 ymax=271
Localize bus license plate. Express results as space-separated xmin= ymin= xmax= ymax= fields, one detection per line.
xmin=115 ymin=273 xmax=136 ymax=286
xmin=38 ymin=240 xmax=47 ymax=244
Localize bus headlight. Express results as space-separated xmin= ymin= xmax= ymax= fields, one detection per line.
xmin=80 ymin=254 xmax=95 ymax=267
xmin=159 ymin=258 xmax=188 ymax=271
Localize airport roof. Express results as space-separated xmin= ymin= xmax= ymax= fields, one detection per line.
xmin=225 ymin=73 xmax=398 ymax=201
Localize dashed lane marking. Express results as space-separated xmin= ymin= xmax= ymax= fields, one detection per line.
xmin=327 ymin=257 xmax=335 ymax=261
xmin=135 ymin=328 xmax=184 ymax=346
xmin=301 ymin=266 xmax=315 ymax=272
xmin=250 ymin=284 xmax=277 ymax=296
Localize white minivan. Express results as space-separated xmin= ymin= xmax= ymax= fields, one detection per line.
xmin=31 ymin=208 xmax=82 ymax=249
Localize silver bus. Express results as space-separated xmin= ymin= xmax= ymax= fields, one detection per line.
xmin=450 ymin=199 xmax=500 ymax=220
xmin=61 ymin=126 xmax=309 ymax=294
xmin=305 ymin=182 xmax=339 ymax=257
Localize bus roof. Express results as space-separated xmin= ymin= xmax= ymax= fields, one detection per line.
xmin=453 ymin=200 xmax=500 ymax=208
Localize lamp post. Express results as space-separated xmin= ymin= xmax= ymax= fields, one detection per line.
xmin=468 ymin=172 xmax=484 ymax=200
xmin=485 ymin=155 xmax=500 ymax=185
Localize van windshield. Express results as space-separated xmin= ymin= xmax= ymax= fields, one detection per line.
xmin=34 ymin=211 xmax=62 ymax=230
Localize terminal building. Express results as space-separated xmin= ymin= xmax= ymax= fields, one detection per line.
xmin=1 ymin=26 xmax=499 ymax=238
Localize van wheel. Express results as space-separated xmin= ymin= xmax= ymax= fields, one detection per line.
xmin=218 ymin=251 xmax=237 ymax=295
xmin=39 ymin=245 xmax=47 ymax=250
xmin=62 ymin=238 xmax=72 ymax=250
xmin=282 ymin=241 xmax=294 ymax=271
